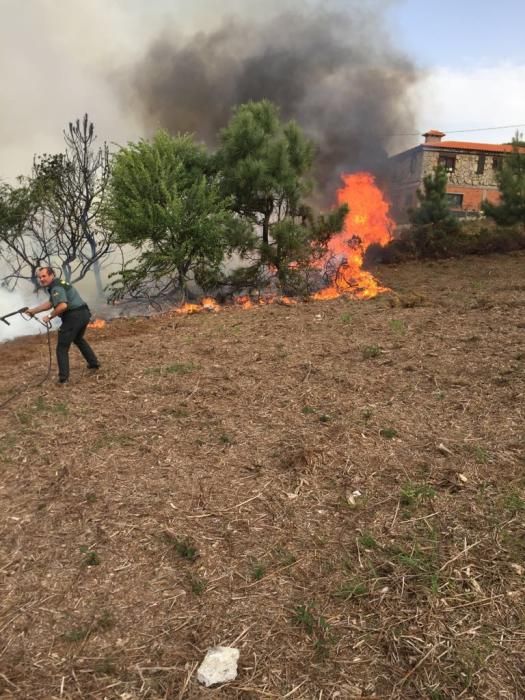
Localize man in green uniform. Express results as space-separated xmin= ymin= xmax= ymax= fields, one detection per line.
xmin=26 ymin=267 xmax=100 ymax=384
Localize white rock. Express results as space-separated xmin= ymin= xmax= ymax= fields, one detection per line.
xmin=196 ymin=646 xmax=240 ymax=687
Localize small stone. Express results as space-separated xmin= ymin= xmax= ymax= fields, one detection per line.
xmin=346 ymin=489 xmax=362 ymax=506
xmin=197 ymin=646 xmax=240 ymax=687
xmin=437 ymin=442 xmax=453 ymax=456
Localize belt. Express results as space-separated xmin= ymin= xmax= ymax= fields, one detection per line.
xmin=66 ymin=304 xmax=89 ymax=312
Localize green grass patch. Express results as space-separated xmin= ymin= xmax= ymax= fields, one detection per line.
xmin=93 ymin=432 xmax=135 ymax=450
xmin=358 ymin=532 xmax=379 ymax=550
xmin=302 ymin=405 xmax=316 ymax=415
xmin=272 ymin=547 xmax=297 ymax=567
xmin=80 ymin=546 xmax=101 ymax=567
xmin=292 ymin=604 xmax=334 ymax=659
xmin=390 ymin=319 xmax=405 ymax=335
xmin=332 ymin=579 xmax=368 ymax=600
xmin=380 ymin=427 xmax=398 ymax=439
xmin=34 ymin=396 xmax=46 ymax=412
xmin=250 ymin=561 xmax=266 ymax=581
xmin=362 ymin=408 xmax=373 ymax=422
xmin=164 ymin=533 xmax=199 ymax=562
xmin=63 ymin=627 xmax=90 ymax=642
xmin=400 ymin=482 xmax=436 ymax=507
xmin=470 ymin=445 xmax=491 ymax=464
xmin=96 ymin=610 xmax=115 ymax=631
xmin=502 ymin=491 xmax=525 ymax=514
xmin=30 ymin=396 xmax=69 ymax=417
xmin=188 ymin=575 xmax=207 ymax=595
xmin=362 ymin=345 xmax=382 ymax=360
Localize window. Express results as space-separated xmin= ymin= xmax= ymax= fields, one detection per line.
xmin=492 ymin=156 xmax=504 ymax=170
xmin=446 ymin=193 xmax=463 ymax=209
xmin=477 ymin=155 xmax=485 ymax=175
xmin=438 ymin=154 xmax=456 ymax=173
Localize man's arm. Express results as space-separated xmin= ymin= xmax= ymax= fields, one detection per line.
xmin=42 ymin=302 xmax=68 ymax=323
xmin=26 ymin=301 xmax=52 ymax=316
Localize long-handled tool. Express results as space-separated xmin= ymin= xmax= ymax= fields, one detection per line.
xmin=0 ymin=306 xmax=29 ymax=325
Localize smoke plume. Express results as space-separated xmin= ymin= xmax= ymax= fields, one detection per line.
xmin=124 ymin=2 xmax=420 ymax=199
xmin=0 ymin=289 xmax=47 ymax=344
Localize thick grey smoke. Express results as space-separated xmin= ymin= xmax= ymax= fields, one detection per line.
xmin=125 ymin=3 xmax=419 ymax=199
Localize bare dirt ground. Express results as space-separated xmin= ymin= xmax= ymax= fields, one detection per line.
xmin=0 ymin=252 xmax=524 ymax=699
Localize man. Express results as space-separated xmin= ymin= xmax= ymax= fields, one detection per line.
xmin=26 ymin=267 xmax=100 ymax=384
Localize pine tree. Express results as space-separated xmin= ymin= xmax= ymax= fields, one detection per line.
xmin=408 ymin=165 xmax=459 ymax=257
xmin=483 ymin=133 xmax=525 ymax=225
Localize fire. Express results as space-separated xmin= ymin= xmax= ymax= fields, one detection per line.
xmin=313 ymin=172 xmax=393 ymax=300
xmin=175 ymin=303 xmax=209 ymax=315
xmin=88 ymin=319 xmax=107 ymax=329
xmin=171 ymin=294 xmax=299 ymax=315
xmin=171 ymin=171 xmax=392 ymax=315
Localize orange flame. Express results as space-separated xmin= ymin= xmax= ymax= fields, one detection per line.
xmin=313 ymin=172 xmax=393 ymax=300
xmin=171 ymin=172 xmax=392 ymax=315
xmin=88 ymin=319 xmax=107 ymax=329
xmin=175 ymin=303 xmax=208 ymax=315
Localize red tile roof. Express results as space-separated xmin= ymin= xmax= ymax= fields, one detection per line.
xmin=425 ymin=140 xmax=525 ymax=154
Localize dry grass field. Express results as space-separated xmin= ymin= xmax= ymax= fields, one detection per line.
xmin=0 ymin=252 xmax=524 ymax=699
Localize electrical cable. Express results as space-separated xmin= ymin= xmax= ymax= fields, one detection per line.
xmin=398 ymin=123 xmax=525 ymax=137
xmin=0 ymin=315 xmax=53 ymax=411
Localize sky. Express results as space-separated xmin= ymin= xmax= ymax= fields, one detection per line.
xmin=0 ymin=0 xmax=524 ymax=182
xmin=387 ymin=0 xmax=525 ymax=145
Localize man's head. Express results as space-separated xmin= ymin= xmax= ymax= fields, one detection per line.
xmin=37 ymin=267 xmax=56 ymax=287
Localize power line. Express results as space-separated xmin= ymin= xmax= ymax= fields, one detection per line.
xmin=398 ymin=123 xmax=525 ymax=137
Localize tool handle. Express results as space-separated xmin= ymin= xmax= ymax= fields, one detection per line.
xmin=0 ymin=307 xmax=30 ymax=325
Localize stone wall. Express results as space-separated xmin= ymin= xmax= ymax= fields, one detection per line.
xmin=422 ymin=150 xmax=500 ymax=187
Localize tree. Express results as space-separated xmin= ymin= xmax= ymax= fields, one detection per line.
xmin=0 ymin=115 xmax=114 ymax=295
xmin=408 ymin=165 xmax=459 ymax=257
xmin=105 ymin=131 xmax=251 ymax=301
xmin=410 ymin=165 xmax=458 ymax=229
xmin=258 ymin=205 xmax=348 ymax=293
xmin=216 ymin=100 xmax=314 ymax=246
xmin=215 ymin=100 xmax=347 ymax=291
xmin=483 ymin=133 xmax=525 ymax=225
xmin=0 ymin=182 xmax=45 ymax=290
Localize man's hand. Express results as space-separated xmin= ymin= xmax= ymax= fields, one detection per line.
xmin=42 ymin=315 xmax=53 ymax=325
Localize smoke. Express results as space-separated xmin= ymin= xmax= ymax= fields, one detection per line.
xmin=0 ymin=0 xmax=146 ymax=183
xmin=123 ymin=1 xmax=420 ymax=199
xmin=0 ymin=288 xmax=49 ymax=344
xmin=0 ymin=0 xmax=420 ymax=337
xmin=1 ymin=0 xmax=419 ymax=194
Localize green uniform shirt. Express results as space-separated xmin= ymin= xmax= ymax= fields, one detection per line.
xmin=47 ymin=280 xmax=86 ymax=310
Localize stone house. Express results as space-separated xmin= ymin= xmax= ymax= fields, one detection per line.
xmin=386 ymin=130 xmax=525 ymax=222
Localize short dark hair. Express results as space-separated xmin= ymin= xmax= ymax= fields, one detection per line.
xmin=38 ymin=266 xmax=55 ymax=276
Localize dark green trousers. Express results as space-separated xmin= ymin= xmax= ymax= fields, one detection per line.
xmin=56 ymin=307 xmax=99 ymax=382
